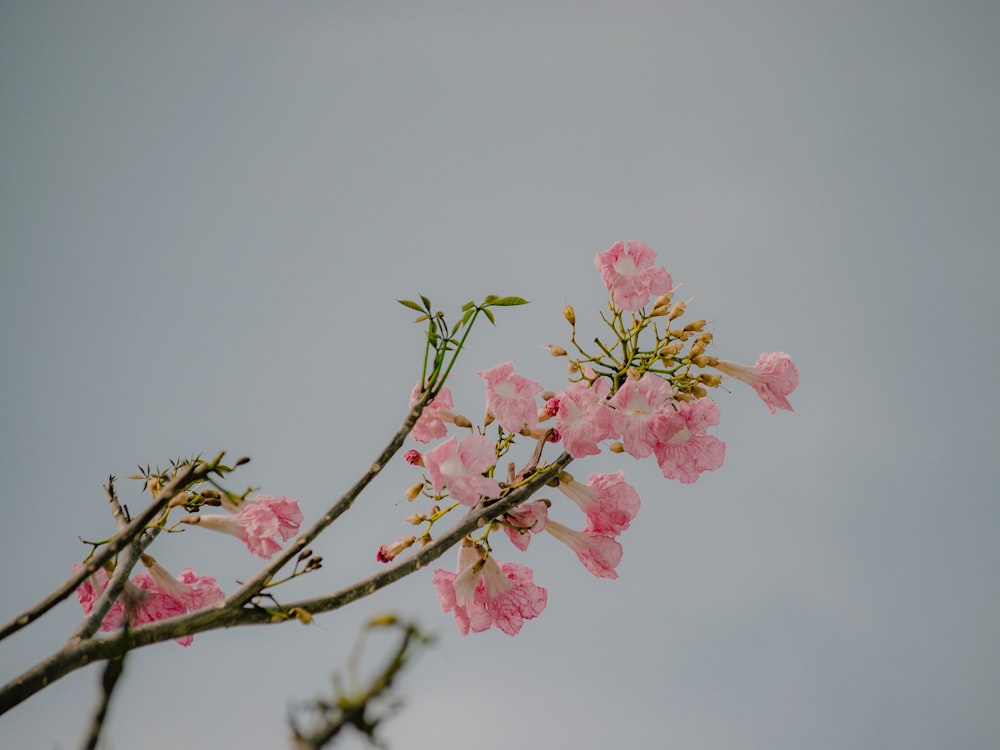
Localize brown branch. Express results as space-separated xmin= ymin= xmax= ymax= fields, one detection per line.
xmin=78 ymin=651 xmax=126 ymax=750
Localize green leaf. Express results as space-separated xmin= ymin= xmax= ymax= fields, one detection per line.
xmin=483 ymin=308 xmax=496 ymax=326
xmin=489 ymin=296 xmax=529 ymax=306
xmin=420 ymin=294 xmax=432 ymax=310
xmin=461 ymin=301 xmax=475 ymax=312
xmin=482 ymin=294 xmax=499 ymax=305
xmin=397 ymin=299 xmax=425 ymax=312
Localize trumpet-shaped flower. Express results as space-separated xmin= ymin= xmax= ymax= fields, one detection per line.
xmin=409 ymin=384 xmax=456 ymax=443
xmin=654 ymin=399 xmax=726 ymax=484
xmin=713 ymin=352 xmax=799 ymax=414
xmin=550 ymin=380 xmax=621 ymax=458
xmin=594 ymin=240 xmax=673 ymax=312
xmin=423 ymin=435 xmax=501 ymax=506
xmin=73 ymin=559 xmax=224 ymax=646
xmin=501 ymin=500 xmax=549 ymax=551
xmin=556 ymin=470 xmax=640 ymax=536
xmin=478 ymin=362 xmax=542 ymax=433
xmin=544 ymin=519 xmax=623 ymax=579
xmin=433 ymin=543 xmax=547 ymax=636
xmin=607 ymin=372 xmax=674 ymax=459
xmin=178 ymin=495 xmax=303 ymax=559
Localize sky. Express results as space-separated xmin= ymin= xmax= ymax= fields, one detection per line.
xmin=1 ymin=2 xmax=998 ymax=748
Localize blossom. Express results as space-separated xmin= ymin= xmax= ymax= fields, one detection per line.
xmin=478 ymin=362 xmax=542 ymax=433
xmin=550 ymin=380 xmax=621 ymax=458
xmin=423 ymin=434 xmax=502 ymax=506
xmin=73 ymin=559 xmax=224 ymax=646
xmin=606 ymin=372 xmax=674 ymax=459
xmin=594 ymin=240 xmax=673 ymax=312
xmin=556 ymin=470 xmax=640 ymax=536
xmin=433 ymin=542 xmax=547 ymax=636
xmin=501 ymin=500 xmax=549 ymax=551
xmin=654 ymin=398 xmax=726 ymax=484
xmin=712 ymin=352 xmax=799 ymax=414
xmin=544 ymin=519 xmax=623 ymax=579
xmin=179 ymin=494 xmax=303 ymax=559
xmin=409 ymin=384 xmax=456 ymax=443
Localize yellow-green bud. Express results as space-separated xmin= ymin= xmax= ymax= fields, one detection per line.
xmin=563 ymin=305 xmax=576 ymax=326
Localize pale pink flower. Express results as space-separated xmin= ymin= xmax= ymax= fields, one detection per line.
xmin=544 ymin=519 xmax=623 ymax=579
xmin=433 ymin=544 xmax=547 ymax=636
xmin=409 ymin=384 xmax=456 ymax=443
xmin=178 ymin=494 xmax=303 ymax=559
xmin=654 ymin=399 xmax=726 ymax=484
xmin=423 ymin=435 xmax=501 ymax=506
xmin=556 ymin=470 xmax=640 ymax=536
xmin=478 ymin=362 xmax=542 ymax=433
xmin=501 ymin=500 xmax=549 ymax=551
xmin=607 ymin=372 xmax=674 ymax=459
xmin=73 ymin=560 xmax=224 ymax=646
xmin=713 ymin=352 xmax=799 ymax=414
xmin=594 ymin=240 xmax=673 ymax=312
xmin=551 ymin=380 xmax=622 ymax=458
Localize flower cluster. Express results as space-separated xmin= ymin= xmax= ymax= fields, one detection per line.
xmin=388 ymin=241 xmax=798 ymax=636
xmin=74 ymin=492 xmax=303 ymax=644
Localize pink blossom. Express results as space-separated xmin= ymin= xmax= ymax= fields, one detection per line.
xmin=179 ymin=494 xmax=303 ymax=559
xmin=478 ymin=362 xmax=542 ymax=433
xmin=501 ymin=500 xmax=549 ymax=551
xmin=423 ymin=435 xmax=501 ymax=506
xmin=73 ymin=560 xmax=224 ymax=646
xmin=556 ymin=470 xmax=640 ymax=536
xmin=607 ymin=372 xmax=674 ymax=459
xmin=433 ymin=543 xmax=547 ymax=636
xmin=654 ymin=399 xmax=726 ymax=484
xmin=594 ymin=240 xmax=673 ymax=312
xmin=544 ymin=519 xmax=623 ymax=579
xmin=551 ymin=381 xmax=621 ymax=458
xmin=713 ymin=352 xmax=799 ymax=414
xmin=409 ymin=384 xmax=456 ymax=443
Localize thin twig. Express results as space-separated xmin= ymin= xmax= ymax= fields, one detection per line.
xmin=78 ymin=651 xmax=126 ymax=750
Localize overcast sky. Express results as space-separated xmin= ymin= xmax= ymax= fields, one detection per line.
xmin=2 ymin=2 xmax=998 ymax=749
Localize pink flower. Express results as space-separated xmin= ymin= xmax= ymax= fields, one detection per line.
xmin=179 ymin=494 xmax=303 ymax=559
xmin=551 ymin=380 xmax=621 ymax=458
xmin=73 ymin=559 xmax=224 ymax=646
xmin=713 ymin=352 xmax=799 ymax=414
xmin=556 ymin=470 xmax=640 ymax=536
xmin=544 ymin=519 xmax=623 ymax=579
xmin=433 ymin=542 xmax=547 ymax=636
xmin=654 ymin=399 xmax=726 ymax=484
xmin=594 ymin=240 xmax=673 ymax=312
xmin=478 ymin=362 xmax=542 ymax=433
xmin=409 ymin=384 xmax=456 ymax=443
xmin=607 ymin=372 xmax=674 ymax=459
xmin=423 ymin=435 xmax=502 ymax=506
xmin=501 ymin=500 xmax=549 ymax=551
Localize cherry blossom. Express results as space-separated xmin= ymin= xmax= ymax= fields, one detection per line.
xmin=544 ymin=519 xmax=623 ymax=579
xmin=433 ymin=542 xmax=547 ymax=636
xmin=654 ymin=398 xmax=726 ymax=484
xmin=607 ymin=372 xmax=674 ymax=459
xmin=409 ymin=384 xmax=456 ymax=443
xmin=478 ymin=362 xmax=542 ymax=433
xmin=594 ymin=240 xmax=673 ymax=312
xmin=712 ymin=352 xmax=799 ymax=414
xmin=500 ymin=500 xmax=549 ymax=551
xmin=556 ymin=470 xmax=640 ymax=536
xmin=423 ymin=435 xmax=501 ymax=506
xmin=178 ymin=495 xmax=303 ymax=559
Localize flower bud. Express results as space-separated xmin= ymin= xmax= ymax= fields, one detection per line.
xmin=405 ymin=512 xmax=427 ymax=525
xmin=691 ymin=384 xmax=708 ymax=399
xmin=377 ymin=535 xmax=416 ymax=563
xmin=691 ymin=355 xmax=713 ymax=368
xmin=659 ymin=342 xmax=683 ymax=357
xmin=609 ymin=441 xmax=625 ymax=454
xmin=405 ymin=482 xmax=424 ymax=501
xmin=548 ymin=344 xmax=567 ymax=357
xmin=652 ymin=292 xmax=673 ymax=311
xmin=483 ymin=409 xmax=495 ymax=428
xmin=167 ymin=491 xmax=191 ymax=508
xmin=404 ymin=449 xmax=423 ymax=467
xmin=452 ymin=414 xmax=473 ymax=429
xmin=698 ymin=372 xmax=723 ymax=387
xmin=683 ymin=319 xmax=706 ymax=332
xmin=667 ymin=301 xmax=686 ymax=321
xmin=563 ymin=305 xmax=576 ymax=326
xmin=688 ymin=338 xmax=708 ymax=358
